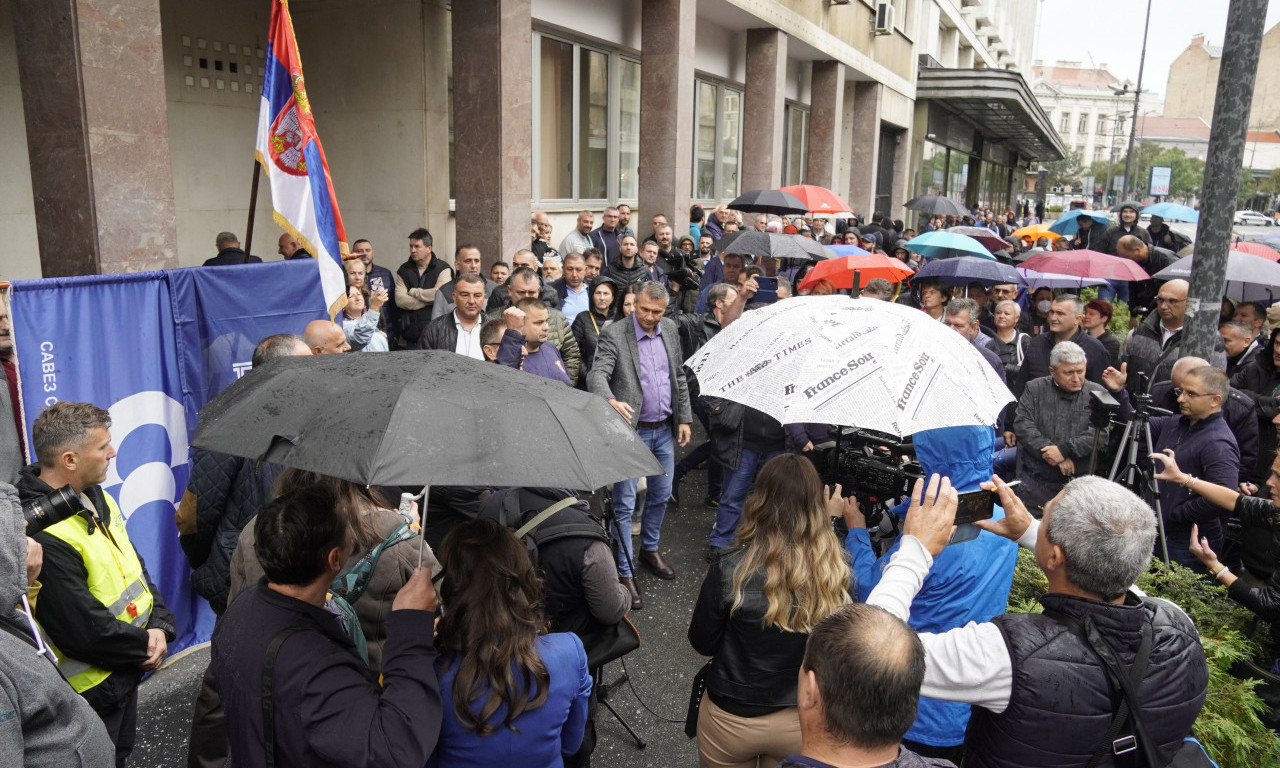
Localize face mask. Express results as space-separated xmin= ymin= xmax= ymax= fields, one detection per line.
xmin=1037 ymin=300 xmax=1053 ymax=314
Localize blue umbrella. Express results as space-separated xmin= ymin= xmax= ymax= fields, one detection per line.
xmin=913 ymin=256 xmax=1022 ymax=287
xmin=827 ymin=244 xmax=872 ymax=257
xmin=1143 ymin=202 xmax=1199 ymax=223
xmin=1048 ymin=209 xmax=1111 ymax=236
xmin=902 ymin=231 xmax=995 ymax=261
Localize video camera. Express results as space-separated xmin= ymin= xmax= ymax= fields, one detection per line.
xmin=817 ymin=428 xmax=924 ymax=525
xmin=21 ymin=485 xmax=84 ymax=536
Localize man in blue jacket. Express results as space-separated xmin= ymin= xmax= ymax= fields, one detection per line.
xmin=843 ymin=425 xmax=1018 ymax=761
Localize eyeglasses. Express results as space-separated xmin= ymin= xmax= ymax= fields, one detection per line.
xmin=1173 ymin=388 xmax=1214 ymax=399
xmin=1154 ymin=297 xmax=1186 ymax=305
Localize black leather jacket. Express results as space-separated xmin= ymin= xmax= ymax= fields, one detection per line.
xmin=689 ymin=548 xmax=812 ymax=717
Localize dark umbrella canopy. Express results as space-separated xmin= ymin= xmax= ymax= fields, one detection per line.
xmin=711 ymin=231 xmax=835 ymax=261
xmin=727 ymin=189 xmax=808 ymax=215
xmin=913 ymin=256 xmax=1022 ymax=287
xmin=191 ymin=350 xmax=662 ymax=489
xmin=904 ymin=194 xmax=968 ymax=217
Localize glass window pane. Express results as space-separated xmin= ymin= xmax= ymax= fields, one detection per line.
xmin=578 ymin=49 xmax=609 ymax=199
xmin=949 ymin=151 xmax=968 ymax=203
xmin=719 ymin=87 xmax=741 ymax=199
xmin=618 ymin=58 xmax=640 ymax=201
xmin=695 ymin=81 xmax=717 ymax=199
xmin=538 ymin=38 xmax=573 ymax=199
xmin=784 ymin=107 xmax=807 ymax=187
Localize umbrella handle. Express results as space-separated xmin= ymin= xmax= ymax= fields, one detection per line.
xmin=413 ymin=485 xmax=431 ymax=567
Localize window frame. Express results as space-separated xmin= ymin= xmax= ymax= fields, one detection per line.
xmin=782 ymin=101 xmax=810 ymax=187
xmin=691 ymin=74 xmax=745 ymax=205
xmin=531 ymin=30 xmax=641 ymax=207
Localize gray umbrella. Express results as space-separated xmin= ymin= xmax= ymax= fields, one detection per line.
xmin=711 ymin=231 xmax=835 ymax=261
xmin=904 ymin=194 xmax=968 ymax=217
xmin=191 ymin=350 xmax=662 ymax=490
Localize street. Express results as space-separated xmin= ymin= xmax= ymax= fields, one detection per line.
xmin=131 ymin=444 xmax=721 ymax=768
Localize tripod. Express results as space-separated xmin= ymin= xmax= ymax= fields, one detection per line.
xmin=593 ymin=487 xmax=647 ymax=749
xmin=1107 ymin=400 xmax=1172 ymax=565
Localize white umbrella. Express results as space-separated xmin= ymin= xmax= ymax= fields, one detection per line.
xmin=684 ymin=296 xmax=1013 ymax=437
xmin=1016 ymin=267 xmax=1110 ymax=291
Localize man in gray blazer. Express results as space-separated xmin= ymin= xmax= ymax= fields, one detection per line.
xmin=588 ymin=282 xmax=692 ymax=609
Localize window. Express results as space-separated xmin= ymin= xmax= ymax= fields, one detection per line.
xmin=693 ymin=79 xmax=743 ymax=201
xmin=533 ymin=34 xmax=641 ymax=203
xmin=1077 ymin=114 xmax=1089 ymax=134
xmin=782 ymin=104 xmax=809 ymax=187
xmin=1095 ymin=146 xmax=1105 ymax=162
xmin=1097 ymin=115 xmax=1109 ymax=135
xmin=1059 ymin=112 xmax=1071 ymax=133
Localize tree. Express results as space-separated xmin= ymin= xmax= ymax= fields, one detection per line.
xmin=1043 ymin=149 xmax=1085 ymax=191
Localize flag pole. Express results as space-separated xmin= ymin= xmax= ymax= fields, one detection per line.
xmin=244 ymin=161 xmax=262 ymax=258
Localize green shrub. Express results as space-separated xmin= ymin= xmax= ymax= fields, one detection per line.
xmin=1077 ymin=287 xmax=1132 ymax=339
xmin=1006 ymin=549 xmax=1280 ymax=768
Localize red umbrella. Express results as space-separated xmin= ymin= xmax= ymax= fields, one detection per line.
xmin=1018 ymin=250 xmax=1150 ymax=282
xmin=1232 ymin=241 xmax=1280 ymax=261
xmin=780 ymin=184 xmax=854 ymax=216
xmin=798 ymin=253 xmax=914 ymax=291
xmin=946 ymin=226 xmax=1010 ymax=253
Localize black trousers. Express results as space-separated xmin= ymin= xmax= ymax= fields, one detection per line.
xmin=93 ymin=687 xmax=139 ymax=768
xmin=186 ymin=661 xmax=229 ymax=768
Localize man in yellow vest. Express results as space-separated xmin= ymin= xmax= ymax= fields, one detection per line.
xmin=17 ymin=401 xmax=175 ymax=767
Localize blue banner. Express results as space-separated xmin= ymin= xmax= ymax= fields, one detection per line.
xmin=9 ymin=260 xmax=326 ymax=652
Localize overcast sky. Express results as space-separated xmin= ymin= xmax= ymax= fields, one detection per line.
xmin=1033 ymin=0 xmax=1280 ymax=103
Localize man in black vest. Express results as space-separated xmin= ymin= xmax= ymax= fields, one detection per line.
xmin=393 ymin=227 xmax=452 ymax=349
xmin=203 ymin=232 xmax=262 ymax=266
xmin=863 ymin=475 xmax=1207 ymax=768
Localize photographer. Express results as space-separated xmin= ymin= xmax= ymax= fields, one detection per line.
xmin=842 ymin=425 xmax=1018 ymax=761
xmin=1150 ymin=449 xmax=1280 ymax=653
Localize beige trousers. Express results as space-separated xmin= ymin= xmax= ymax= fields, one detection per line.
xmin=696 ymin=692 xmax=803 ymax=768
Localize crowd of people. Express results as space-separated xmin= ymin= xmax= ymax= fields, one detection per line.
xmin=0 ymin=194 xmax=1271 ymax=768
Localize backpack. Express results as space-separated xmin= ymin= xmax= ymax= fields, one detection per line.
xmin=489 ymin=488 xmax=609 ymax=566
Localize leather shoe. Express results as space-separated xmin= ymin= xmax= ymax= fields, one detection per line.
xmin=619 ymin=577 xmax=643 ymax=610
xmin=640 ymin=549 xmax=676 ymax=580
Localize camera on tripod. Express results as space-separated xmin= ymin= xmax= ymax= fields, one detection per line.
xmin=816 ymin=428 xmax=924 ymax=526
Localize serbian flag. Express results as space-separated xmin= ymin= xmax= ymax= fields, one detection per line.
xmin=255 ymin=0 xmax=349 ymax=316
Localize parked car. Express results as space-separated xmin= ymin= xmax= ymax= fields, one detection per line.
xmin=1235 ymin=210 xmax=1274 ymax=226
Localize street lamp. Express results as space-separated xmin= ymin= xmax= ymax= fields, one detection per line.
xmin=1104 ymin=86 xmax=1127 ymax=207
xmin=1121 ymin=0 xmax=1154 ymax=201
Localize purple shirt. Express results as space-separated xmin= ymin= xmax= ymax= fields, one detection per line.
xmin=633 ymin=313 xmax=672 ymax=423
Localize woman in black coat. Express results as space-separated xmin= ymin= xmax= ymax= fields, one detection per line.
xmin=569 ymin=278 xmax=618 ymax=389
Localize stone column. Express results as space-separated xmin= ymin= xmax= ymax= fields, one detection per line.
xmin=741 ymin=28 xmax=787 ymax=192
xmin=452 ymin=0 xmax=532 ymax=268
xmin=639 ymin=0 xmax=695 ymax=236
xmin=12 ymin=0 xmax=178 ymax=277
xmin=847 ymin=81 xmax=882 ymax=216
xmin=806 ymin=61 xmax=845 ymax=190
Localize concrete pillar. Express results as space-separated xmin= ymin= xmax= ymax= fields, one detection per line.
xmin=805 ymin=61 xmax=845 ymax=190
xmin=452 ymin=0 xmax=532 ymax=268
xmin=422 ymin=0 xmax=453 ymax=258
xmin=741 ymin=28 xmax=787 ymax=192
xmin=891 ymin=126 xmax=911 ymax=221
xmin=847 ymin=81 xmax=882 ymax=216
xmin=639 ymin=0 xmax=696 ymax=236
xmin=12 ymin=0 xmax=178 ymax=276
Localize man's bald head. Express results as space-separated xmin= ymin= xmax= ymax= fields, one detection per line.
xmin=278 ymin=233 xmax=301 ymax=258
xmin=303 ymin=320 xmax=350 ymax=354
xmin=1170 ymin=356 xmax=1210 ymax=388
xmin=1116 ymin=235 xmax=1149 ymax=262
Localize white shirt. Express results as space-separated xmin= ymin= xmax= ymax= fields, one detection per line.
xmin=1161 ymin=321 xmax=1183 ymax=346
xmin=453 ymin=312 xmax=484 ymax=360
xmin=865 ymin=521 xmax=1042 ymax=714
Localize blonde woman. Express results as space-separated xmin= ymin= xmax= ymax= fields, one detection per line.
xmin=688 ymin=453 xmax=854 ymax=768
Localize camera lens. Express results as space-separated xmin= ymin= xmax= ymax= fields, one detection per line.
xmin=21 ymin=485 xmax=84 ymax=536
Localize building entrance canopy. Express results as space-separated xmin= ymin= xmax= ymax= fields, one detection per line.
xmin=918 ymin=68 xmax=1066 ymax=162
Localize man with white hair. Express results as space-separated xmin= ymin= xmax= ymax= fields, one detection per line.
xmin=865 ymin=474 xmax=1208 ymax=768
xmin=1013 ymin=342 xmax=1129 ymax=512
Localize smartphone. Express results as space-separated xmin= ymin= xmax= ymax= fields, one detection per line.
xmin=369 ymin=276 xmax=386 ymax=293
xmin=953 ymin=488 xmax=996 ymax=526
xmin=754 ymin=276 xmax=779 ymax=304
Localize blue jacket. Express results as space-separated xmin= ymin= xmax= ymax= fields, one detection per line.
xmin=429 ymin=632 xmax=591 ymax=768
xmin=845 ymin=425 xmax=1018 ymax=748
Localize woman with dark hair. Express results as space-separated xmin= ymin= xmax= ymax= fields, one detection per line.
xmin=570 ymin=278 xmax=618 ymax=387
xmin=229 ymin=469 xmax=433 ymax=672
xmin=430 ymin=518 xmax=592 ymax=767
xmin=688 ymin=454 xmax=854 ymax=768
xmin=618 ymin=283 xmax=641 ymax=318
xmin=918 ymin=280 xmax=951 ymax=321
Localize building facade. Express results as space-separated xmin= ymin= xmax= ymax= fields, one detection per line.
xmin=1164 ymin=29 xmax=1280 ymax=133
xmin=1 ymin=0 xmax=1061 ymax=281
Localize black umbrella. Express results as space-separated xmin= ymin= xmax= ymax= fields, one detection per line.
xmin=727 ymin=188 xmax=809 ymax=215
xmin=711 ymin=231 xmax=835 ymax=261
xmin=191 ymin=350 xmax=662 ymax=490
xmin=904 ymin=194 xmax=968 ymax=217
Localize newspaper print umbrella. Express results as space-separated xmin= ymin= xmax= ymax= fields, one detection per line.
xmin=684 ymin=296 xmax=1013 ymax=436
